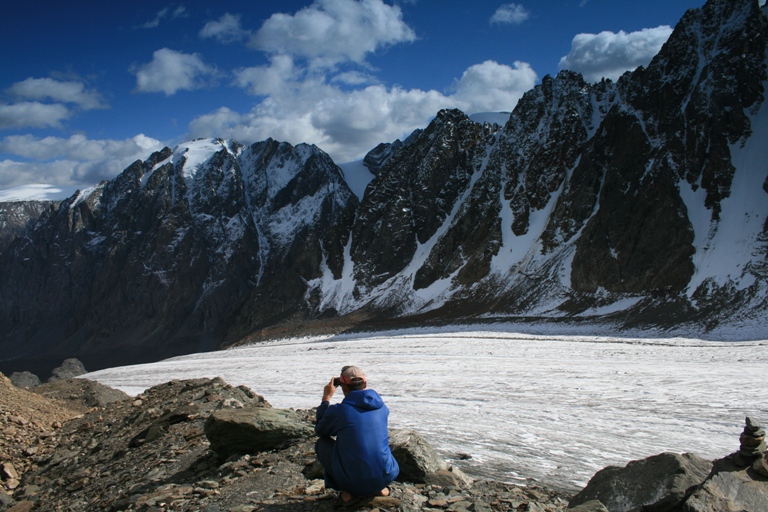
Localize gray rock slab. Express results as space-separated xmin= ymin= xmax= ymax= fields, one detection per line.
xmin=204 ymin=407 xmax=313 ymax=457
xmin=568 ymin=452 xmax=712 ymax=512
xmin=683 ymin=457 xmax=768 ymax=512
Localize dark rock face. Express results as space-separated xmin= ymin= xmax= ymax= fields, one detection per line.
xmin=1 ymin=0 xmax=768 ymax=372
xmin=0 ymin=201 xmax=52 ymax=257
xmin=351 ymin=109 xmax=492 ymax=292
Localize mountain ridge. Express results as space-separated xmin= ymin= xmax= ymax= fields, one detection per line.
xmin=1 ymin=0 xmax=766 ymax=376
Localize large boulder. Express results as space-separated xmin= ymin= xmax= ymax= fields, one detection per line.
xmin=389 ymin=429 xmax=449 ymax=483
xmin=568 ymin=452 xmax=712 ymax=511
xmin=9 ymin=371 xmax=40 ymax=389
xmin=204 ymin=408 xmax=313 ymax=457
xmin=48 ymin=358 xmax=87 ymax=382
xmin=682 ymin=456 xmax=768 ymax=512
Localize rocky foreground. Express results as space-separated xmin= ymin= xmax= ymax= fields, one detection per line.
xmin=1 ymin=371 xmax=766 ymax=512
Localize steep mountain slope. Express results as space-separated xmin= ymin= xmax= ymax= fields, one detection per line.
xmin=0 ymin=0 xmax=766 ymax=375
xmin=306 ymin=0 xmax=768 ymax=326
xmin=0 ymin=139 xmax=356 ymax=375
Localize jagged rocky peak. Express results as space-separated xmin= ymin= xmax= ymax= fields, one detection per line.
xmin=566 ymin=0 xmax=768 ymax=296
xmin=362 ymin=128 xmax=423 ymax=177
xmin=350 ymin=108 xmax=493 ymax=290
xmin=625 ymin=0 xmax=768 ymax=220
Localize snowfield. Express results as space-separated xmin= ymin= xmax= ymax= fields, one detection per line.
xmin=83 ymin=326 xmax=768 ymax=492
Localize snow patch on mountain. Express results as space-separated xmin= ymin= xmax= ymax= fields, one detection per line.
xmin=307 ymin=237 xmax=357 ymax=313
xmin=682 ymin=89 xmax=768 ymax=296
xmin=173 ymin=138 xmax=227 ymax=184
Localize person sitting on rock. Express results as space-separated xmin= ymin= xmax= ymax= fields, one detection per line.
xmin=315 ymin=365 xmax=399 ymax=504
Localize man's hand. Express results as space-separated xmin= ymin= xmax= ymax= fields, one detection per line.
xmin=322 ymin=377 xmax=336 ymax=402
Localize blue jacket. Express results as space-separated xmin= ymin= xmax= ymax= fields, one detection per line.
xmin=315 ymin=389 xmax=399 ymax=496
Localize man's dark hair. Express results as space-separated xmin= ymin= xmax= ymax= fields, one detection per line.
xmin=346 ymin=379 xmax=366 ymax=391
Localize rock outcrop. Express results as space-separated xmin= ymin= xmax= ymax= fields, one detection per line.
xmin=568 ymin=418 xmax=768 ymax=512
xmin=9 ymin=372 xmax=40 ymax=390
xmin=2 ymin=375 xmax=570 ymax=511
xmin=47 ymin=358 xmax=87 ymax=382
xmin=568 ymin=452 xmax=713 ymax=511
xmin=31 ymin=378 xmax=130 ymax=413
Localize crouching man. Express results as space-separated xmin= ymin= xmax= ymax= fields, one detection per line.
xmin=315 ymin=365 xmax=399 ymax=504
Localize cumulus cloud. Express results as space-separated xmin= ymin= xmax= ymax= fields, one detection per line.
xmin=452 ymin=60 xmax=537 ymax=113
xmin=199 ymin=13 xmax=251 ymax=43
xmin=183 ymin=1 xmax=539 ymax=162
xmin=0 ymin=134 xmax=162 ymax=189
xmin=189 ymin=84 xmax=452 ymax=162
xmin=558 ymin=25 xmax=673 ymax=82
xmin=7 ymin=78 xmax=108 ymax=110
xmin=0 ymin=102 xmax=70 ymax=130
xmin=191 ymin=56 xmax=536 ymax=162
xmin=249 ymin=0 xmax=417 ymax=68
xmin=490 ymin=3 xmax=530 ymax=25
xmin=133 ymin=48 xmax=218 ymax=95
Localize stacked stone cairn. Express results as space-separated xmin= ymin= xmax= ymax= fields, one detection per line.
xmin=732 ymin=416 xmax=766 ymax=468
xmin=738 ymin=416 xmax=768 ymax=478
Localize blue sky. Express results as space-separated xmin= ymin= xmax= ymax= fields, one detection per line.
xmin=0 ymin=0 xmax=710 ymax=197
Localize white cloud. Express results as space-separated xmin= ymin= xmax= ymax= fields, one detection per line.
xmin=249 ymin=0 xmax=417 ymax=68
xmin=133 ymin=48 xmax=218 ymax=95
xmin=232 ymin=55 xmax=301 ymax=97
xmin=0 ymin=134 xmax=162 ymax=189
xmin=490 ymin=3 xmax=530 ymax=25
xmin=0 ymin=102 xmax=70 ymax=130
xmin=558 ymin=25 xmax=673 ymax=82
xmin=189 ymin=84 xmax=452 ymax=163
xmin=452 ymin=60 xmax=537 ymax=113
xmin=7 ymin=77 xmax=107 ymax=110
xmin=190 ymin=57 xmax=536 ymax=163
xmin=200 ymin=13 xmax=251 ymax=43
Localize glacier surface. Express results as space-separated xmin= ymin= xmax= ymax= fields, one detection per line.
xmin=83 ymin=326 xmax=768 ymax=492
